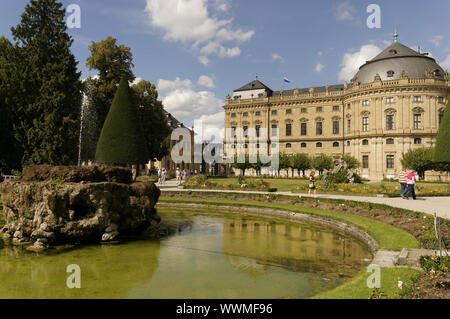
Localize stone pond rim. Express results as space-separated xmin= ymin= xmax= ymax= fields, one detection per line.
xmin=0 ymin=165 xmax=161 ymax=252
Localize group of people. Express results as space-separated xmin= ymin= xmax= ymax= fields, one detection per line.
xmin=157 ymin=168 xmax=167 ymax=185
xmin=399 ymin=168 xmax=417 ymax=200
xmin=176 ymin=168 xmax=190 ymax=185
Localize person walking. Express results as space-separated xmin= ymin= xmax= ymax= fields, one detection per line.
xmin=176 ymin=168 xmax=181 ymax=185
xmin=161 ymin=168 xmax=167 ymax=185
xmin=405 ymin=170 xmax=417 ymax=200
xmin=399 ymin=167 xmax=408 ymax=198
xmin=157 ymin=168 xmax=162 ymax=185
xmin=183 ymin=169 xmax=188 ymax=183
xmin=131 ymin=165 xmax=137 ymax=182
xmin=308 ymin=171 xmax=317 ymax=196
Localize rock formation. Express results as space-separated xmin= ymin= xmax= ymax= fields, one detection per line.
xmin=0 ymin=166 xmax=161 ymax=252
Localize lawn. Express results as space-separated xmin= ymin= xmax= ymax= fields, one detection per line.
xmin=184 ymin=176 xmax=450 ymax=197
xmin=159 ymin=197 xmax=420 ymax=251
xmin=312 ymin=267 xmax=421 ymax=299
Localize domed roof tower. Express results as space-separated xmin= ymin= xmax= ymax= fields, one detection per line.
xmin=352 ymin=38 xmax=446 ymax=85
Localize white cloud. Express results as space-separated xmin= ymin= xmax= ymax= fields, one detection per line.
xmin=144 ymin=0 xmax=254 ymax=63
xmin=315 ymin=62 xmax=325 ymax=73
xmin=272 ymin=53 xmax=284 ymax=62
xmin=441 ymin=54 xmax=450 ymax=69
xmin=334 ymin=1 xmax=356 ymax=21
xmin=157 ymin=77 xmax=194 ymax=92
xmin=197 ymin=75 xmax=216 ymax=88
xmin=198 ymin=56 xmax=210 ymax=66
xmin=158 ymin=77 xmax=223 ymax=127
xmin=429 ymin=35 xmax=444 ymax=47
xmin=338 ymin=44 xmax=382 ymax=81
xmin=195 ymin=112 xmax=225 ymax=142
xmin=130 ymin=77 xmax=143 ymax=86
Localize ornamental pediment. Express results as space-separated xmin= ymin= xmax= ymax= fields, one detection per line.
xmin=384 ymin=108 xmax=397 ymax=115
xmin=412 ymin=107 xmax=424 ymax=113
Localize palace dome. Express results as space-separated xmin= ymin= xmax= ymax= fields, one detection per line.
xmin=352 ymin=41 xmax=446 ymax=85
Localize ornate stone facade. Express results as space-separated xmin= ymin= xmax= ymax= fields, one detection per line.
xmin=224 ymin=41 xmax=449 ymax=180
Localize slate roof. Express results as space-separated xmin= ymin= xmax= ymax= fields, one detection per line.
xmin=234 ymin=80 xmax=273 ymax=92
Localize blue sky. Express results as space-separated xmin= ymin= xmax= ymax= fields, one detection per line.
xmin=1 ymin=0 xmax=449 ymax=133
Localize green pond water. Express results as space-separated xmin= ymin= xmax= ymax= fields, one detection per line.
xmin=0 ymin=208 xmax=372 ymax=299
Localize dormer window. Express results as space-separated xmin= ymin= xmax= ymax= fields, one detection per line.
xmin=387 ymin=70 xmax=395 ymax=77
xmin=434 ymin=69 xmax=441 ymax=77
xmin=389 ymin=49 xmax=398 ymax=54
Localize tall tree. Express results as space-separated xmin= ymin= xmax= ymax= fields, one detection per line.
xmin=9 ymin=0 xmax=81 ymax=166
xmin=0 ymin=37 xmax=22 ymax=172
xmin=95 ymin=76 xmax=149 ymax=165
xmin=84 ymin=37 xmax=134 ymax=161
xmin=341 ymin=154 xmax=360 ymax=170
xmin=434 ymin=96 xmax=450 ymax=166
xmin=131 ymin=80 xmax=171 ymax=161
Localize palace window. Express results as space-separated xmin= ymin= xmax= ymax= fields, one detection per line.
xmin=243 ymin=112 xmax=249 ymax=117
xmin=271 ymin=124 xmax=278 ymax=137
xmin=271 ymin=110 xmax=278 ymax=115
xmin=255 ymin=125 xmax=261 ymax=138
xmin=231 ymin=113 xmax=236 ymax=118
xmin=386 ymin=97 xmax=394 ymax=103
xmin=243 ymin=126 xmax=248 ymax=137
xmin=316 ymin=122 xmax=323 ymax=135
xmin=362 ymin=156 xmax=369 ymax=169
xmin=413 ymin=96 xmax=422 ymax=102
xmin=333 ymin=142 xmax=340 ymax=148
xmin=347 ymin=104 xmax=351 ymax=109
xmin=347 ymin=119 xmax=351 ymax=133
xmin=231 ymin=127 xmax=236 ymax=137
xmin=347 ymin=141 xmax=351 ymax=147
xmin=286 ymin=123 xmax=292 ymax=136
xmin=316 ymin=142 xmax=322 ymax=148
xmin=256 ymin=144 xmax=260 ymax=149
xmin=301 ymin=143 xmax=307 ymax=148
xmin=301 ymin=108 xmax=307 ymax=113
xmin=333 ymin=121 xmax=340 ymax=135
xmin=362 ymin=117 xmax=369 ymax=132
xmin=362 ymin=139 xmax=369 ymax=146
xmin=258 ymin=93 xmax=263 ymax=98
xmin=362 ymin=100 xmax=370 ymax=106
xmin=301 ymin=123 xmax=307 ymax=136
xmin=414 ymin=138 xmax=422 ymax=145
xmin=386 ymin=138 xmax=394 ymax=145
xmin=286 ymin=143 xmax=292 ymax=149
xmin=286 ymin=109 xmax=292 ymax=114
xmin=386 ymin=114 xmax=395 ymax=130
xmin=333 ymin=105 xmax=340 ymax=111
xmin=316 ymin=107 xmax=323 ymax=113
xmin=233 ymin=95 xmax=241 ymax=100
xmin=434 ymin=69 xmax=441 ymax=77
xmin=438 ymin=96 xmax=445 ymax=103
xmin=255 ymin=111 xmax=261 ymax=116
xmin=387 ymin=70 xmax=395 ymax=77
xmin=386 ymin=155 xmax=395 ymax=169
xmin=413 ymin=114 xmax=422 ymax=129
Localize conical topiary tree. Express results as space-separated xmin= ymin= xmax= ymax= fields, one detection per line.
xmin=95 ymin=76 xmax=149 ymax=165
xmin=434 ymin=95 xmax=450 ymax=166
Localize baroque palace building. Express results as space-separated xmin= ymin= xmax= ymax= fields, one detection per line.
xmin=223 ymin=37 xmax=450 ymax=180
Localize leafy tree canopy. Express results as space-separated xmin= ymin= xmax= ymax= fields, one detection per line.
xmin=434 ymin=95 xmax=450 ymax=164
xmin=401 ymin=147 xmax=434 ymax=180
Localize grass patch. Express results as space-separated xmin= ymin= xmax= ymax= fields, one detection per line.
xmin=312 ymin=267 xmax=421 ymax=299
xmin=185 ymin=176 xmax=450 ymax=197
xmin=159 ymin=197 xmax=419 ymax=251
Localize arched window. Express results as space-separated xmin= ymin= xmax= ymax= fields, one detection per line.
xmin=286 ymin=143 xmax=292 ymax=148
xmin=333 ymin=142 xmax=339 ymax=148
xmin=301 ymin=143 xmax=307 ymax=148
xmin=347 ymin=141 xmax=351 ymax=147
xmin=386 ymin=138 xmax=394 ymax=145
xmin=362 ymin=139 xmax=369 ymax=146
xmin=316 ymin=142 xmax=322 ymax=148
xmin=387 ymin=70 xmax=395 ymax=77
